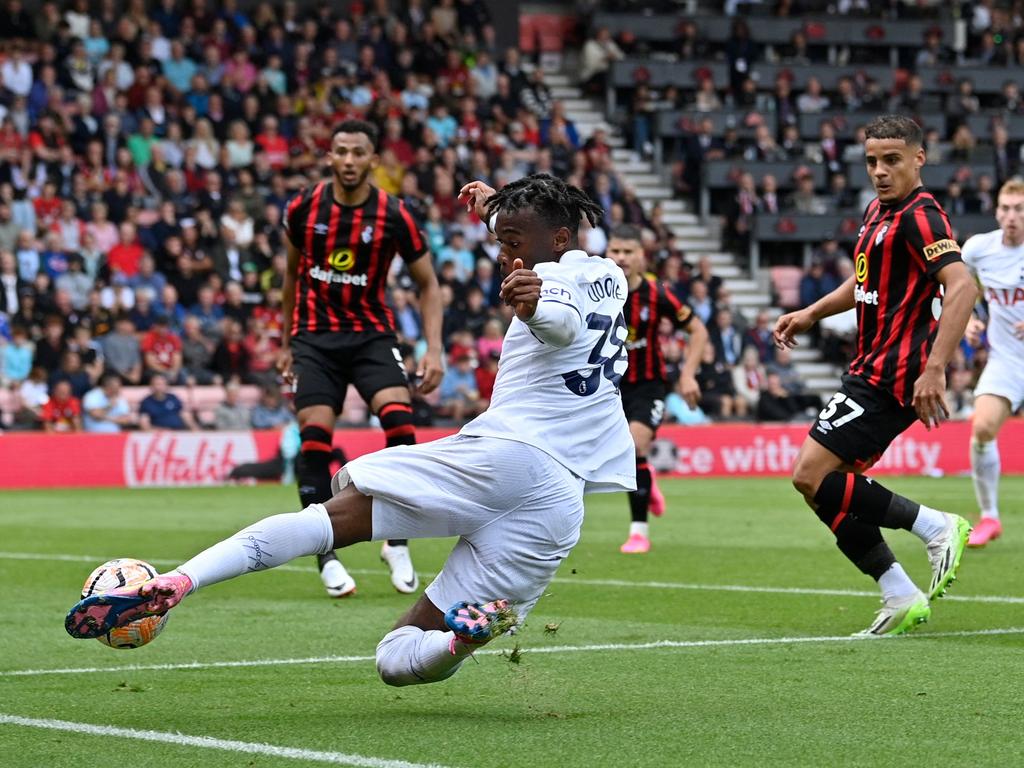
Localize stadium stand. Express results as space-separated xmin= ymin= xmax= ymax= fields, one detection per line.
xmin=0 ymin=0 xmax=1005 ymax=427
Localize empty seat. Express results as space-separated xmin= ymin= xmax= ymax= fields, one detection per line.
xmin=770 ymin=266 xmax=805 ymax=311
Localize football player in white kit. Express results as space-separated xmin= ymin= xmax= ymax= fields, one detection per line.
xmin=962 ymin=178 xmax=1024 ymax=547
xmin=65 ymin=174 xmax=636 ymax=687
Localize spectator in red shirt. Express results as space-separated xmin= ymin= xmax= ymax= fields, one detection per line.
xmin=212 ymin=318 xmax=250 ymax=383
xmin=254 ymin=115 xmax=289 ymax=170
xmin=141 ymin=315 xmax=184 ymax=383
xmin=381 ymin=118 xmax=415 ymax=167
xmin=40 ymin=380 xmax=82 ymax=433
xmin=474 ymin=350 xmax=500 ymax=407
xmin=27 ymin=114 xmax=63 ymax=164
xmin=242 ymin=314 xmax=279 ymax=386
xmin=33 ymin=181 xmax=63 ymax=230
xmin=107 ymin=222 xmax=145 ymax=279
xmin=439 ymin=49 xmax=470 ymax=97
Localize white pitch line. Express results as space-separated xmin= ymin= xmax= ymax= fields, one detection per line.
xmin=5 ymin=627 xmax=1024 ymax=679
xmin=551 ymin=576 xmax=1024 ymax=605
xmin=4 ymin=550 xmax=1024 ymax=605
xmin=0 ymin=551 xmax=316 ymax=576
xmin=0 ymin=714 xmax=451 ymax=768
xmin=0 ymin=654 xmax=375 ymax=678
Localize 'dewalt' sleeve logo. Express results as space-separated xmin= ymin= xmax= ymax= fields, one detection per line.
xmin=923 ymin=239 xmax=960 ymax=262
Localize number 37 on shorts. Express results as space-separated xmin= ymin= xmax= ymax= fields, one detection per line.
xmin=814 ymin=392 xmax=864 ymax=435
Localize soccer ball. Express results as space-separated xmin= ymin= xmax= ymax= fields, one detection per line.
xmin=80 ymin=558 xmax=169 ymax=649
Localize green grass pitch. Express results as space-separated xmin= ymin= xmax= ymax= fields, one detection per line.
xmin=1 ymin=477 xmax=1022 ymax=767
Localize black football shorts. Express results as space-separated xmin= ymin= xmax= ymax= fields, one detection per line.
xmin=808 ymin=373 xmax=918 ymax=471
xmin=621 ymin=380 xmax=669 ymax=432
xmin=291 ymin=331 xmax=409 ymax=413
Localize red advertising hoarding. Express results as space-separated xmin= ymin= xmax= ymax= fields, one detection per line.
xmin=1 ymin=421 xmax=1021 ymax=489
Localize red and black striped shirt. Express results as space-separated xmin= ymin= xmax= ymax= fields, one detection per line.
xmin=284 ymin=182 xmax=428 ymax=335
xmin=848 ymin=186 xmax=962 ymax=405
xmin=623 ymin=276 xmax=695 ymax=384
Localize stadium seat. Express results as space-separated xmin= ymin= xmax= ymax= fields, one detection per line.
xmin=769 ymin=266 xmax=805 ymax=311
xmin=120 ymin=385 xmax=262 ymax=427
xmin=0 ymin=388 xmax=17 ymax=427
xmin=340 ymin=385 xmax=369 ymax=425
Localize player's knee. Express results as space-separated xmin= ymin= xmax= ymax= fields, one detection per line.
xmin=972 ymin=419 xmax=999 ymax=444
xmin=791 ymin=461 xmax=825 ymax=500
xmin=375 ymin=627 xmax=415 ymax=687
xmin=375 ymin=626 xmax=460 ymax=687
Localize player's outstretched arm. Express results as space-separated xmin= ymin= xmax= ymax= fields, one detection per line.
xmin=678 ymin=314 xmax=708 ymax=407
xmin=276 ymin=240 xmax=301 ymax=384
xmin=913 ymin=261 xmax=978 ymax=429
xmin=774 ymin=275 xmax=856 ymax=349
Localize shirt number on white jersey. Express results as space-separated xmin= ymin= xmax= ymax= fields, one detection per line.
xmin=561 ymin=312 xmax=627 ymax=397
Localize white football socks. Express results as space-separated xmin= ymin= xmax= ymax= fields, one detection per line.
xmin=910 ymin=505 xmax=947 ymax=543
xmin=375 ymin=625 xmax=472 ymax=687
xmin=177 ymin=504 xmax=334 ymax=590
xmin=629 ymin=522 xmax=650 ymax=538
xmin=877 ymin=562 xmax=919 ymax=601
xmin=970 ymin=437 xmax=1001 ymax=520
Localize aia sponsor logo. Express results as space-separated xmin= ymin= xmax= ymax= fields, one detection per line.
xmin=987 ymin=286 xmax=1024 ymax=305
xmin=124 ymin=433 xmax=258 ymax=487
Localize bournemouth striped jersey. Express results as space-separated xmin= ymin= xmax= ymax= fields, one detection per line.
xmin=847 ymin=186 xmax=962 ymax=405
xmin=623 ymin=276 xmax=694 ymax=384
xmin=284 ymin=182 xmax=428 ymax=334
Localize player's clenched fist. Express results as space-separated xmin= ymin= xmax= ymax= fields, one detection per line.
xmin=500 ymin=258 xmax=543 ymax=321
xmin=772 ymin=308 xmax=815 ymax=349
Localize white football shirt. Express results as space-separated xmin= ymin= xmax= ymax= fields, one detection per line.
xmin=461 ymin=250 xmax=636 ymax=493
xmin=962 ymin=229 xmax=1024 ymax=359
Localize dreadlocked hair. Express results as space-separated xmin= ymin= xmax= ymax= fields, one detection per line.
xmin=484 ymin=173 xmax=604 ymax=235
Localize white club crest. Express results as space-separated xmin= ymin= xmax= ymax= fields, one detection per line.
xmin=875 ymin=224 xmax=889 ymax=245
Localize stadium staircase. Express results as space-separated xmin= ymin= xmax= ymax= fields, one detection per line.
xmin=547 ymin=70 xmax=842 ymax=399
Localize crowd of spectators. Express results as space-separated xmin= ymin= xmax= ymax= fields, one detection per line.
xmin=576 ymin=0 xmax=1021 ymax=417
xmin=0 ymin=0 xmax=693 ymax=431
xmin=652 ymin=259 xmax=824 ymax=424
xmin=3 ymin=1 xmax=995 ymax=434
xmin=586 ymin=3 xmax=1024 ymax=253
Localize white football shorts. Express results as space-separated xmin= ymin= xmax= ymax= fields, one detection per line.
xmin=974 ymin=354 xmax=1024 ymax=412
xmin=342 ymin=434 xmax=585 ymax=620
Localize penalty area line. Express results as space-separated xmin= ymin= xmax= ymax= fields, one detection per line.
xmin=0 ymin=713 xmax=452 ymax=768
xmin=4 ymin=627 xmax=1024 ymax=678
xmin=4 ymin=550 xmax=1024 ymax=606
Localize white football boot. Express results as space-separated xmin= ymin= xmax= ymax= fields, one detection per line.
xmin=381 ymin=543 xmax=419 ymax=593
